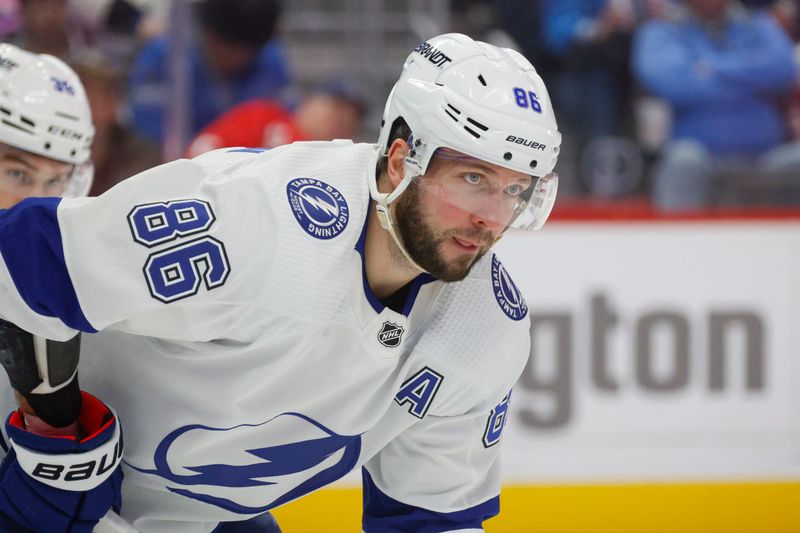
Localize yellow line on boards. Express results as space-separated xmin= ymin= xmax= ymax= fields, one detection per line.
xmin=486 ymin=482 xmax=800 ymax=533
xmin=270 ymin=482 xmax=800 ymax=533
xmin=271 ymin=487 xmax=361 ymax=531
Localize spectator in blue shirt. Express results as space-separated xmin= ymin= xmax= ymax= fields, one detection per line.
xmin=633 ymin=0 xmax=800 ymax=209
xmin=128 ymin=0 xmax=289 ymax=146
xmin=538 ymin=0 xmax=644 ymax=196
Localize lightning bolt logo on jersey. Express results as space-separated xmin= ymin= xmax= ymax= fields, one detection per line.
xmin=286 ymin=177 xmax=349 ymax=240
xmin=129 ymin=413 xmax=361 ymax=515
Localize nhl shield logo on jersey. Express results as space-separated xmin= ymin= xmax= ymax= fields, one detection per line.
xmin=491 ymin=254 xmax=528 ymax=321
xmin=286 ymin=177 xmax=349 ymax=240
xmin=377 ymin=321 xmax=404 ymax=348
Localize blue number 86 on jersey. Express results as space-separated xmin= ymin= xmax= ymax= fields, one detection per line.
xmin=128 ymin=199 xmax=231 ymax=303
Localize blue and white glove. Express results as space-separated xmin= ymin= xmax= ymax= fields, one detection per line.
xmin=0 ymin=391 xmax=123 ymax=532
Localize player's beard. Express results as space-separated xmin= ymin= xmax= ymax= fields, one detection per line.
xmin=394 ymin=181 xmax=492 ymax=282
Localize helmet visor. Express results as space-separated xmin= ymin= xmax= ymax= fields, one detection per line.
xmin=0 ymin=144 xmax=73 ymax=201
xmin=413 ymin=148 xmax=558 ymax=232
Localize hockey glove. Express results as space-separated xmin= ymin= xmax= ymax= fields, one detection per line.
xmin=0 ymin=391 xmax=124 ymax=532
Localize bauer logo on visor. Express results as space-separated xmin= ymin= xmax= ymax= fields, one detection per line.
xmin=286 ymin=178 xmax=350 ymax=240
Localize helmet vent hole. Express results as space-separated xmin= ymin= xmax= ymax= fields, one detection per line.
xmin=464 ymin=126 xmax=481 ymax=139
xmin=0 ymin=107 xmax=10 ymax=116
xmin=70 ymin=149 xmax=76 ymax=156
xmin=478 ymin=74 xmax=487 ymax=86
xmin=20 ymin=115 xmax=35 ymax=128
xmin=55 ymin=111 xmax=79 ymax=121
xmin=530 ymin=160 xmax=538 ymax=168
xmin=503 ymin=152 xmax=513 ymax=161
xmin=44 ymin=142 xmax=51 ymax=150
xmin=2 ymin=119 xmax=32 ymax=134
xmin=466 ymin=117 xmax=488 ymax=131
xmin=444 ymin=103 xmax=461 ymax=123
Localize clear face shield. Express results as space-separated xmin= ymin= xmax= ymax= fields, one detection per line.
xmin=63 ymin=160 xmax=94 ymax=198
xmin=0 ymin=143 xmax=92 ymax=207
xmin=411 ymin=147 xmax=558 ymax=233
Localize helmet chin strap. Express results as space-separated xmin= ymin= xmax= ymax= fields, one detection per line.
xmin=369 ymin=157 xmax=430 ymax=275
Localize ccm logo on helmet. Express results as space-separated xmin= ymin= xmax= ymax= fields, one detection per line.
xmin=506 ymin=135 xmax=546 ymax=151
xmin=413 ymin=42 xmax=452 ymax=68
xmin=48 ymin=125 xmax=84 ymax=141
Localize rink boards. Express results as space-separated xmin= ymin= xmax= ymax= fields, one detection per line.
xmin=275 ymin=218 xmax=800 ymax=532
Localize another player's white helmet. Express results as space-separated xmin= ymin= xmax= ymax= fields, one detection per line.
xmin=0 ymin=43 xmax=94 ymax=196
xmin=371 ymin=33 xmax=561 ymax=268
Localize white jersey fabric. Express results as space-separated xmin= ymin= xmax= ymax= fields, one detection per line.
xmin=0 ymin=141 xmax=531 ymax=532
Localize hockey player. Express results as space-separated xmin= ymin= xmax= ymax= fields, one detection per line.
xmin=0 ymin=43 xmax=124 ymax=532
xmin=0 ymin=33 xmax=560 ymax=532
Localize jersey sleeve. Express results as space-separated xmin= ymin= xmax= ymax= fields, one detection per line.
xmin=0 ymin=151 xmax=278 ymax=342
xmin=361 ymin=389 xmax=513 ymax=533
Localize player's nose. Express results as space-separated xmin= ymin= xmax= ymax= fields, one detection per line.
xmin=470 ymin=211 xmax=503 ymax=238
xmin=470 ymin=201 xmax=509 ymax=237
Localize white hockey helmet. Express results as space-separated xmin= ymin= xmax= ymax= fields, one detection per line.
xmin=372 ymin=34 xmax=560 ymax=247
xmin=0 ymin=43 xmax=94 ymax=167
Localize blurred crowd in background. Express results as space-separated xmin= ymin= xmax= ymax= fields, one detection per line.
xmin=2 ymin=0 xmax=799 ymax=211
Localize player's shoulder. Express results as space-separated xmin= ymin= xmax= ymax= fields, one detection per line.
xmin=416 ymin=252 xmax=530 ymax=413
xmin=204 ymin=142 xmax=379 ymax=320
xmin=191 ymin=141 xmax=377 ymax=180
xmin=186 ymin=141 xmax=377 ymax=234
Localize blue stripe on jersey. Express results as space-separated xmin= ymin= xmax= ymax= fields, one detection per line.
xmin=362 ymin=469 xmax=499 ymax=532
xmin=354 ymin=206 xmax=385 ymax=313
xmin=354 ymin=204 xmax=436 ymax=316
xmin=0 ymin=198 xmax=96 ymax=332
xmin=225 ymin=148 xmax=269 ymax=153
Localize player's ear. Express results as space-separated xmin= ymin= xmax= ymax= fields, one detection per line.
xmin=386 ymin=138 xmax=409 ymax=190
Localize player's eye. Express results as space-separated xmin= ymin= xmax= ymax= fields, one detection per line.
xmin=505 ymin=183 xmax=527 ymax=197
xmin=463 ymin=173 xmax=482 ymax=185
xmin=46 ymin=175 xmax=67 ymax=188
xmin=6 ymin=168 xmax=31 ymax=185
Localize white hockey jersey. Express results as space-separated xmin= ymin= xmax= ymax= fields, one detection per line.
xmin=0 ymin=141 xmax=531 ymax=532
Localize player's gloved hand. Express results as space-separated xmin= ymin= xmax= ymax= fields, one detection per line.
xmin=0 ymin=391 xmax=123 ymax=532
xmin=0 ymin=319 xmax=82 ymax=428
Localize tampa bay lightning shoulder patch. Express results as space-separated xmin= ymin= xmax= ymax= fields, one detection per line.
xmin=491 ymin=254 xmax=528 ymax=321
xmin=286 ymin=178 xmax=349 ymax=239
